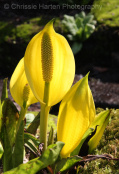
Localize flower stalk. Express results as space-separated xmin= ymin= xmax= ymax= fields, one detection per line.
xmin=16 ymin=107 xmax=27 ymax=133
xmin=40 ymin=82 xmax=50 ymax=151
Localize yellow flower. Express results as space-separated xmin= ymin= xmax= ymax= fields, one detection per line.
xmin=10 ymin=58 xmax=38 ymax=108
xmin=24 ymin=19 xmax=75 ymax=106
xmin=57 ymin=74 xmax=95 ymax=158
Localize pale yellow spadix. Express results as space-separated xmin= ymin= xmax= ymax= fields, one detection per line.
xmin=10 ymin=58 xmax=38 ymax=108
xmin=57 ymin=74 xmax=95 ymax=158
xmin=24 ymin=19 xmax=75 ymax=106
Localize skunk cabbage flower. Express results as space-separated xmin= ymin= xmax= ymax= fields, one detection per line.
xmin=88 ymin=109 xmax=111 ymax=153
xmin=57 ymin=74 xmax=95 ymax=158
xmin=10 ymin=58 xmax=38 ymax=108
xmin=24 ymin=19 xmax=75 ymax=106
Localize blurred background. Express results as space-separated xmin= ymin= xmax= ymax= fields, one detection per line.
xmin=0 ymin=0 xmax=119 ymax=109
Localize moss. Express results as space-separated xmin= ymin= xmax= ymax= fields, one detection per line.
xmin=78 ymin=109 xmax=119 ymax=173
xmin=91 ymin=0 xmax=119 ymax=27
xmin=0 ymin=16 xmax=51 ymax=76
xmin=16 ymin=23 xmax=36 ymax=42
xmin=0 ymin=21 xmax=15 ymax=43
xmin=0 ymin=17 xmax=60 ymax=47
xmin=0 ymin=17 xmax=45 ymax=44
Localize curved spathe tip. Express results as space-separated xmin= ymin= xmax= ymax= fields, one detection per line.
xmin=43 ymin=18 xmax=55 ymax=32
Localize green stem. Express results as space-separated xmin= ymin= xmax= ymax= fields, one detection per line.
xmin=13 ymin=107 xmax=27 ymax=167
xmin=43 ymin=82 xmax=50 ymax=103
xmin=40 ymin=82 xmax=50 ymax=151
xmin=17 ymin=107 xmax=27 ymax=133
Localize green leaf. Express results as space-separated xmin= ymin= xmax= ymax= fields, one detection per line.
xmin=25 ymin=113 xmax=35 ymax=129
xmin=24 ymin=133 xmax=40 ymax=146
xmin=75 ymin=11 xmax=86 ymax=19
xmin=83 ymin=14 xmax=94 ymax=25
xmin=75 ymin=17 xmax=83 ymax=29
xmin=2 ymin=98 xmax=19 ymax=147
xmin=83 ymin=23 xmax=95 ymax=40
xmin=62 ymin=12 xmax=96 ymax=43
xmin=0 ymin=141 xmax=4 ymax=159
xmin=26 ymin=112 xmax=40 ymax=135
xmin=76 ymin=27 xmax=84 ymax=40
xmin=26 ymin=113 xmax=57 ymax=135
xmin=48 ymin=126 xmax=54 ymax=146
xmin=62 ymin=15 xmax=78 ymax=35
xmin=72 ymin=42 xmax=83 ymax=55
xmin=1 ymin=78 xmax=8 ymax=103
xmin=3 ymin=127 xmax=13 ymax=172
xmin=54 ymin=156 xmax=82 ymax=174
xmin=4 ymin=141 xmax=64 ymax=174
xmin=13 ymin=120 xmax=24 ymax=168
xmin=0 ymin=100 xmax=2 ymax=132
xmin=25 ymin=140 xmax=39 ymax=156
xmin=88 ymin=109 xmax=111 ymax=153
xmin=71 ymin=128 xmax=94 ymax=156
xmin=24 ymin=132 xmax=40 ymax=155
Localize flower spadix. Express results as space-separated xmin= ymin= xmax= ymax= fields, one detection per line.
xmin=57 ymin=74 xmax=95 ymax=158
xmin=10 ymin=58 xmax=38 ymax=108
xmin=24 ymin=19 xmax=75 ymax=106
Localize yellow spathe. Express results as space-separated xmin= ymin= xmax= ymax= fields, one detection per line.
xmin=24 ymin=19 xmax=75 ymax=106
xmin=57 ymin=74 xmax=95 ymax=158
xmin=10 ymin=58 xmax=38 ymax=108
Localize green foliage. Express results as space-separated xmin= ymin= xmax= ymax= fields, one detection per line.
xmin=48 ymin=126 xmax=54 ymax=146
xmin=0 ymin=21 xmax=14 ymax=44
xmin=54 ymin=156 xmax=82 ymax=173
xmin=16 ymin=23 xmax=35 ymax=43
xmin=0 ymin=100 xmax=2 ymax=132
xmin=48 ymin=114 xmax=57 ymax=133
xmin=4 ymin=142 xmax=65 ymax=174
xmin=3 ymin=127 xmax=13 ymax=172
xmin=26 ymin=112 xmax=40 ymax=135
xmin=1 ymin=78 xmax=8 ymax=103
xmin=0 ymin=142 xmax=3 ymax=159
xmin=24 ymin=132 xmax=40 ymax=156
xmin=0 ymin=59 xmax=118 ymax=173
xmin=92 ymin=0 xmax=119 ymax=27
xmin=62 ymin=12 xmax=96 ymax=54
xmin=88 ymin=109 xmax=111 ymax=153
xmin=12 ymin=121 xmax=24 ymax=168
xmin=25 ymin=113 xmax=35 ymax=129
xmin=2 ymin=98 xmax=19 ymax=147
xmin=0 ymin=17 xmax=42 ymax=44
